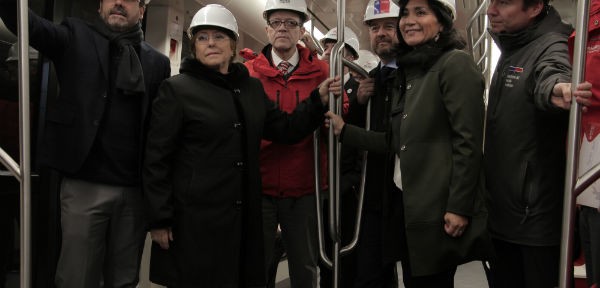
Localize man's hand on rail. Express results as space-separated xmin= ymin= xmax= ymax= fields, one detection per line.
xmin=551 ymin=81 xmax=592 ymax=111
xmin=356 ymin=77 xmax=375 ymax=104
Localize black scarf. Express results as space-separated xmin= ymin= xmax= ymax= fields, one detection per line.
xmin=90 ymin=16 xmax=145 ymax=95
xmin=179 ymin=56 xmax=249 ymax=90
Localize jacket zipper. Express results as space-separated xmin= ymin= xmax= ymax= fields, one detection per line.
xmin=276 ymin=90 xmax=281 ymax=108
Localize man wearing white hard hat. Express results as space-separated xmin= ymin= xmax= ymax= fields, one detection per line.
xmin=346 ymin=1 xmax=401 ymax=287
xmin=244 ymin=0 xmax=329 ymax=287
xmin=0 ymin=0 xmax=170 ymax=287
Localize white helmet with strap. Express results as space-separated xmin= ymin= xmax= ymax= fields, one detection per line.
xmin=364 ymin=0 xmax=400 ymax=23
xmin=263 ymin=0 xmax=309 ymax=23
xmin=392 ymin=0 xmax=456 ymax=21
xmin=320 ymin=27 xmax=360 ymax=58
xmin=187 ymin=4 xmax=239 ymax=40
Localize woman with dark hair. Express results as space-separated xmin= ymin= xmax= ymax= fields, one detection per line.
xmin=326 ymin=0 xmax=492 ymax=286
xmin=143 ymin=4 xmax=340 ymax=287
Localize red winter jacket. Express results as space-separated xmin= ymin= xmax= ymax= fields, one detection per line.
xmin=569 ymin=0 xmax=600 ymax=141
xmin=245 ymin=44 xmax=329 ymax=198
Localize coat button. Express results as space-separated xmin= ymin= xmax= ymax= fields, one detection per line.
xmin=233 ymin=123 xmax=243 ymax=130
xmin=595 ymin=19 xmax=599 ymax=26
xmin=406 ymin=83 xmax=412 ymax=90
xmin=234 ymin=200 xmax=242 ymax=210
xmin=235 ymin=161 xmax=245 ymax=168
xmin=402 ymin=113 xmax=408 ymax=119
xmin=400 ymin=145 xmax=406 ymax=151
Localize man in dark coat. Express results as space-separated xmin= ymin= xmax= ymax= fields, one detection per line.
xmin=345 ymin=1 xmax=401 ymax=287
xmin=485 ymin=0 xmax=591 ymax=287
xmin=0 ymin=0 xmax=170 ymax=287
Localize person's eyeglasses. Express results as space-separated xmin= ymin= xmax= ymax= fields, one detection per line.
xmin=267 ymin=19 xmax=301 ymax=29
xmin=196 ymin=32 xmax=230 ymax=45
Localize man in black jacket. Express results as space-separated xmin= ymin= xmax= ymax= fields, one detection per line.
xmin=485 ymin=0 xmax=590 ymax=287
xmin=0 ymin=0 xmax=170 ymax=287
xmin=346 ymin=1 xmax=400 ymax=287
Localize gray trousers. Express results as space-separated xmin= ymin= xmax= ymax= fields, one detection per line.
xmin=263 ymin=195 xmax=318 ymax=288
xmin=55 ymin=177 xmax=145 ymax=288
xmin=579 ymin=206 xmax=600 ymax=287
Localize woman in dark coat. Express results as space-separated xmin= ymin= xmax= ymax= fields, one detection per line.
xmin=143 ymin=4 xmax=340 ymax=287
xmin=326 ymin=0 xmax=492 ymax=287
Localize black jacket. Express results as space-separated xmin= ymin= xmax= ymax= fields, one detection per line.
xmin=485 ymin=7 xmax=573 ymax=246
xmin=344 ymin=64 xmax=396 ymax=212
xmin=0 ymin=3 xmax=171 ymax=174
xmin=143 ymin=58 xmax=326 ymax=287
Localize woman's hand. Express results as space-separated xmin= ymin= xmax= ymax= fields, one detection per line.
xmin=319 ymin=76 xmax=342 ymax=105
xmin=150 ymin=227 xmax=173 ymax=249
xmin=325 ymin=111 xmax=345 ymax=136
xmin=444 ymin=212 xmax=469 ymax=238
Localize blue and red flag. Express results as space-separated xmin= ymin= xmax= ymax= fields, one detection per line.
xmin=374 ymin=0 xmax=391 ymax=15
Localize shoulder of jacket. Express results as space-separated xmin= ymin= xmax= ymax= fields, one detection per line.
xmin=431 ymin=49 xmax=471 ymax=70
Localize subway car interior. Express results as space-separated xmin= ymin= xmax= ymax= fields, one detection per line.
xmin=0 ymin=0 xmax=594 ymax=287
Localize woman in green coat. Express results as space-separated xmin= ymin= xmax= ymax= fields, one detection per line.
xmin=326 ymin=0 xmax=491 ymax=286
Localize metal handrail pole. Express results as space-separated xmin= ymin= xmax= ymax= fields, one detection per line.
xmin=559 ymin=0 xmax=589 ymax=287
xmin=17 ymin=0 xmax=32 ymax=287
xmin=477 ymin=45 xmax=489 ymax=67
xmin=340 ymin=99 xmax=370 ymax=255
xmin=328 ymin=42 xmax=342 ymax=241
xmin=326 ymin=41 xmax=344 ymax=288
xmin=466 ymin=0 xmax=488 ymax=54
xmin=336 ymin=60 xmax=368 ymax=255
xmin=315 ymin=23 xmax=371 ymax=271
xmin=575 ymin=163 xmax=600 ymax=195
xmin=314 ymin=129 xmax=333 ymax=268
xmin=0 ymin=148 xmax=21 ymax=179
xmin=341 ymin=59 xmax=369 ymax=78
xmin=330 ymin=2 xmax=345 ymax=287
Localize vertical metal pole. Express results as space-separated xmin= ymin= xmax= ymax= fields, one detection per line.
xmin=326 ymin=1 xmax=346 ymax=287
xmin=17 ymin=0 xmax=32 ymax=287
xmin=559 ymin=0 xmax=588 ymax=287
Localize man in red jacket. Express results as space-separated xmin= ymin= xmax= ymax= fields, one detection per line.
xmin=244 ymin=0 xmax=328 ymax=287
xmin=569 ymin=2 xmax=600 ymax=286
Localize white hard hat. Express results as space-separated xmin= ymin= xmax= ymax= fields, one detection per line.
xmin=263 ymin=0 xmax=309 ymax=23
xmin=354 ymin=50 xmax=380 ymax=72
xmin=364 ymin=0 xmax=400 ymax=23
xmin=392 ymin=0 xmax=456 ymax=21
xmin=6 ymin=43 xmax=39 ymax=62
xmin=320 ymin=27 xmax=360 ymax=58
xmin=188 ymin=4 xmax=239 ymax=40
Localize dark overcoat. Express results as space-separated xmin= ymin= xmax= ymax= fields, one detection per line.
xmin=143 ymin=58 xmax=326 ymax=287
xmin=343 ymin=49 xmax=492 ymax=276
xmin=0 ymin=3 xmax=170 ymax=173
